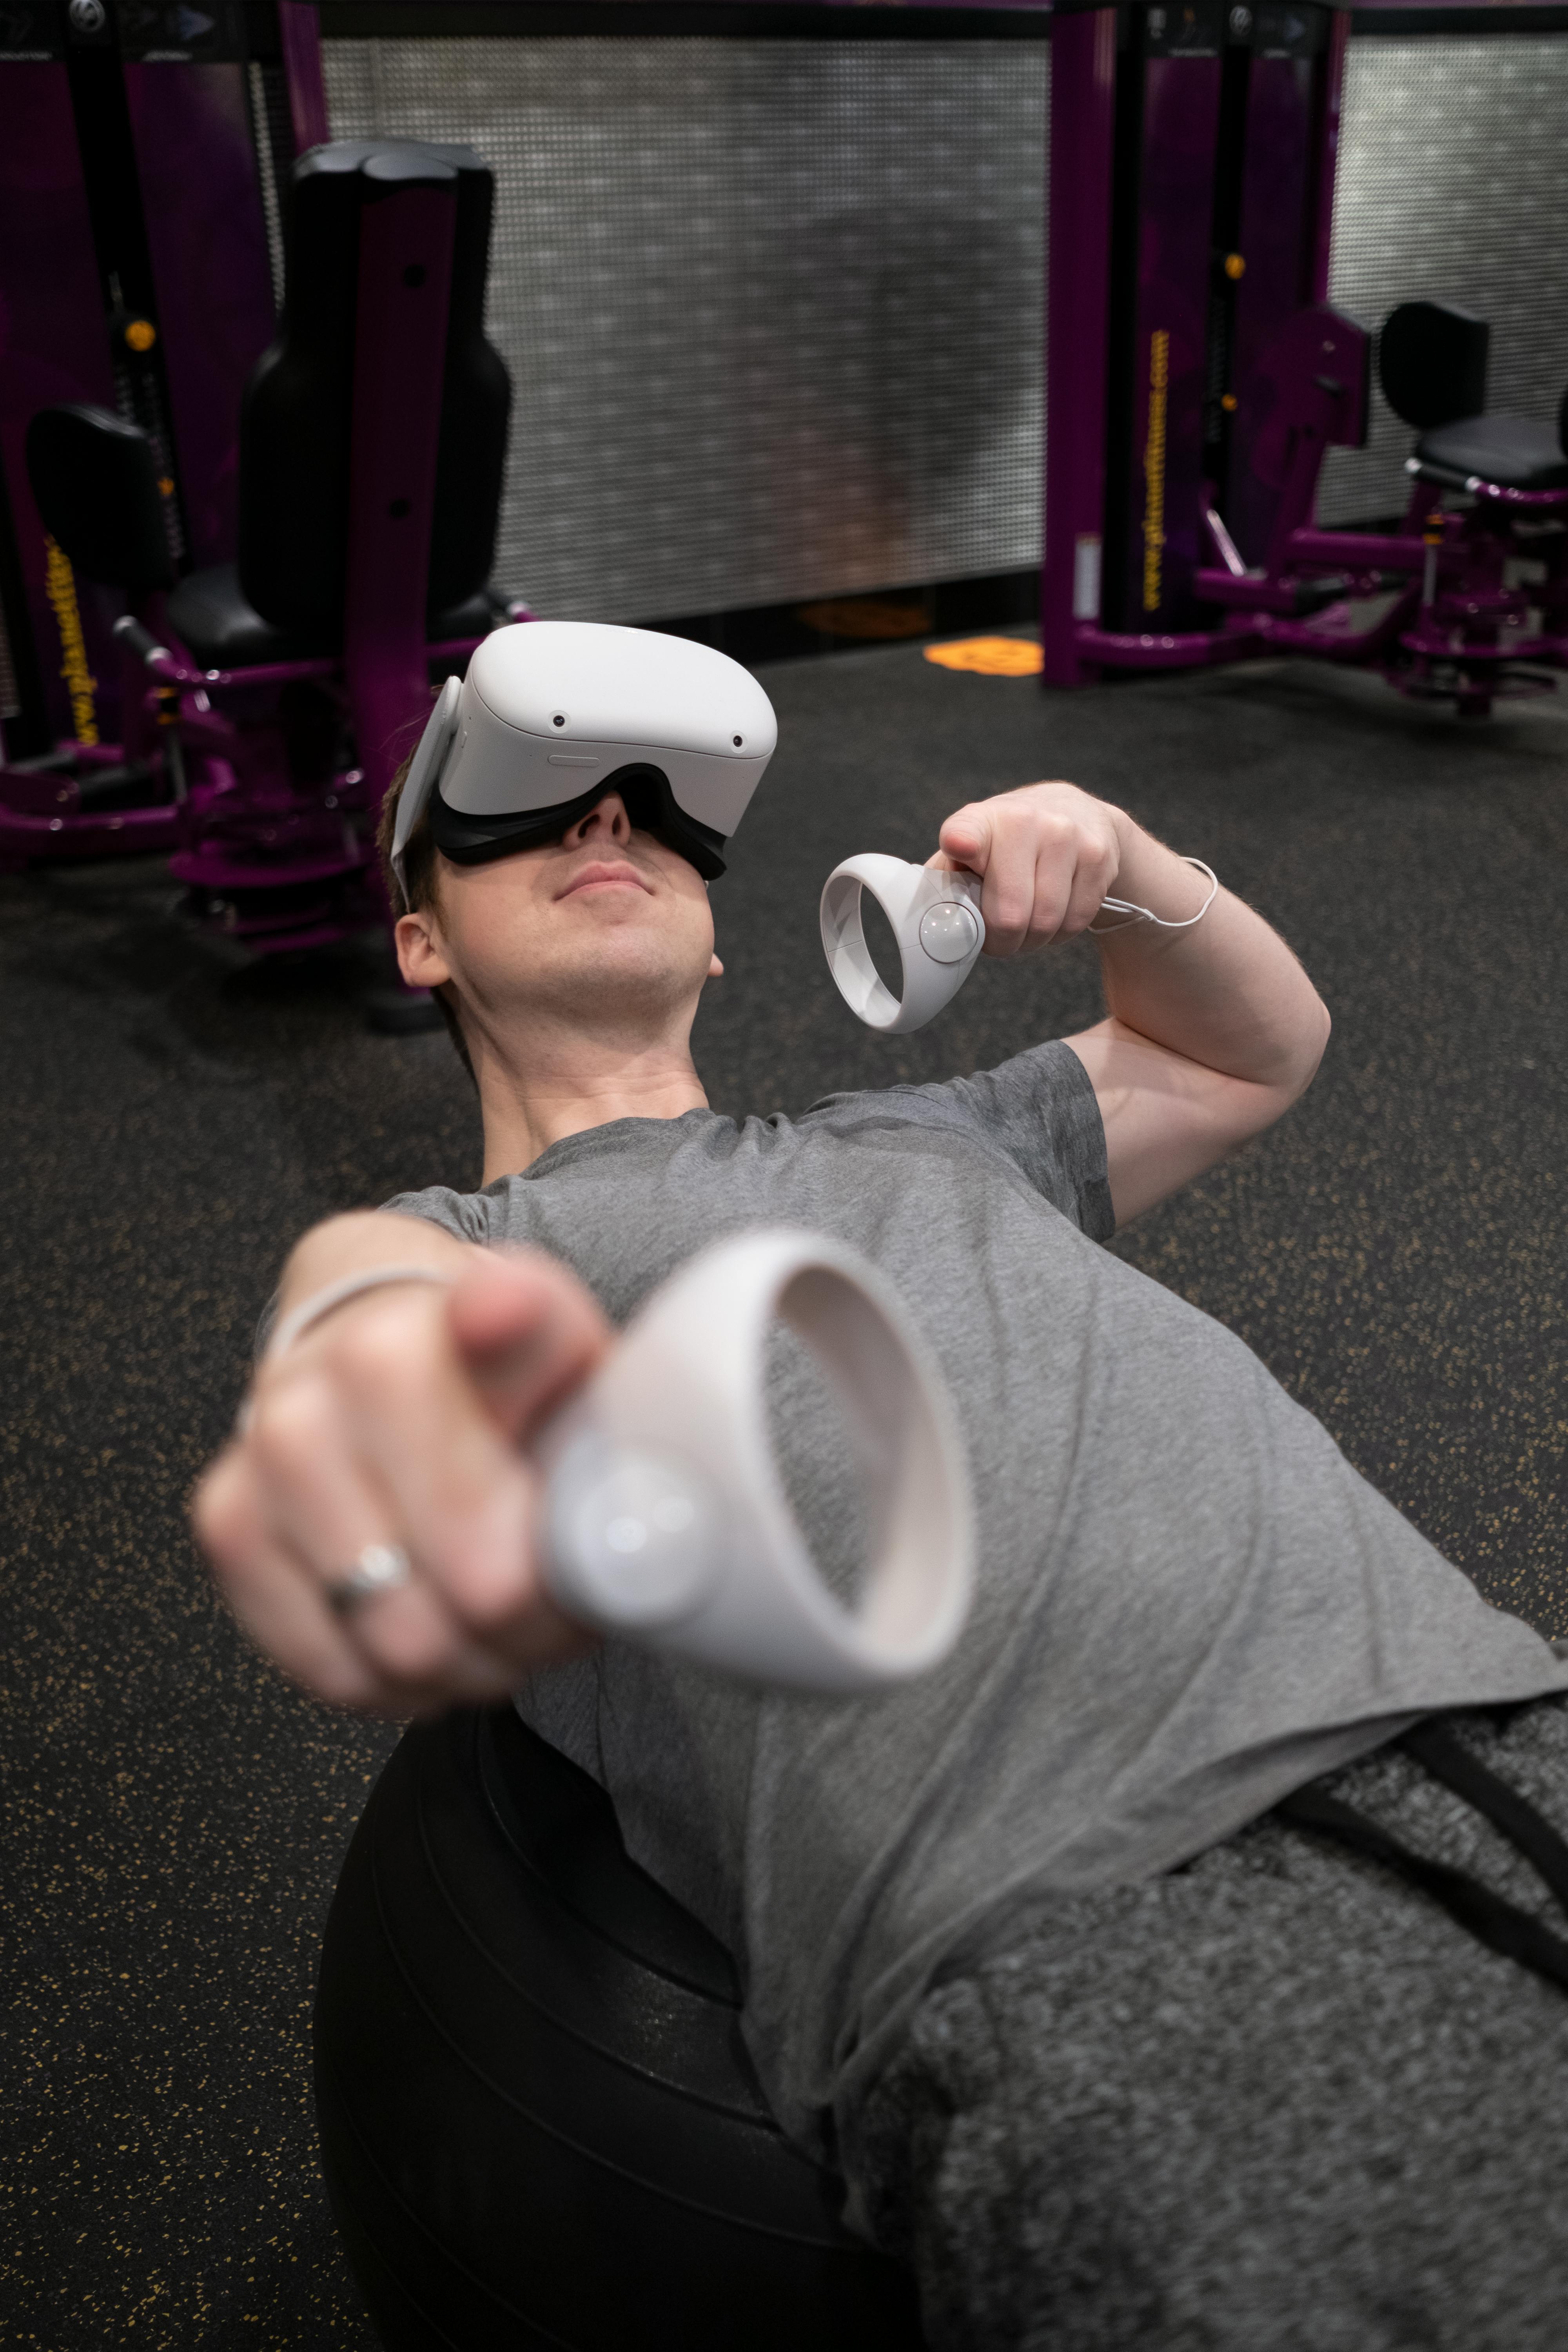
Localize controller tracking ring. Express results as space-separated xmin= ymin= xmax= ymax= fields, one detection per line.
xmin=819 ymin=855 xmax=986 ymax=1034
xmin=537 ymin=1229 xmax=975 ymax=1692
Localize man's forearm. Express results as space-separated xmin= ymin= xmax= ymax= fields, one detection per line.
xmin=1090 ymin=811 xmax=1329 ymax=1103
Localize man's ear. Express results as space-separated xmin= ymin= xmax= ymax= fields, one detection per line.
xmin=707 ymin=953 xmax=724 ymax=980
xmin=396 ymin=906 xmax=454 ymax=992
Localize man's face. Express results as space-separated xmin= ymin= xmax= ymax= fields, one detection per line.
xmin=395 ymin=790 xmax=720 ymax=1043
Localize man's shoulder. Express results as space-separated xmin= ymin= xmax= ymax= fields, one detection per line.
xmin=377 ymin=1182 xmax=502 ymax=1245
xmin=800 ymin=1039 xmax=1099 ymax=1158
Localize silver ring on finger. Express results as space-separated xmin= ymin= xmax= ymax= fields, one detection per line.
xmin=325 ymin=1541 xmax=412 ymax=1616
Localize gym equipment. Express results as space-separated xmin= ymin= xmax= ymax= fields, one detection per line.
xmin=540 ymin=1229 xmax=973 ymax=1693
xmin=820 ymin=856 xmax=985 ymax=1034
xmin=392 ymin=619 xmax=779 ymax=897
xmin=0 ymin=0 xmax=284 ymax=794
xmin=1042 ymin=4 xmax=1568 ymax=717
xmin=16 ymin=136 xmax=521 ymax=953
xmin=315 ymin=1704 xmax=927 ymax=2349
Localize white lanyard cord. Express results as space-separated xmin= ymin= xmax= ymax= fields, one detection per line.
xmin=1088 ymin=856 xmax=1220 ymax=936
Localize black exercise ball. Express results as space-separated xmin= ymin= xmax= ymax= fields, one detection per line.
xmin=314 ymin=1705 xmax=926 ymax=2348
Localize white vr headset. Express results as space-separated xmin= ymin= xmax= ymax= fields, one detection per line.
xmin=390 ymin=619 xmax=779 ymax=899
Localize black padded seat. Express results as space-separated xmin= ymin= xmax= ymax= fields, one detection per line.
xmin=1414 ymin=414 xmax=1568 ymax=492
xmin=165 ymin=563 xmax=496 ymax=669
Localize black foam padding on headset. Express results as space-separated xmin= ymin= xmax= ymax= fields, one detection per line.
xmin=314 ymin=1707 xmax=926 ymax=2349
xmin=430 ymin=763 xmax=730 ymax=880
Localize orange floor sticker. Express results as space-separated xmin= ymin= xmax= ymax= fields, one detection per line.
xmin=923 ymin=636 xmax=1044 ymax=677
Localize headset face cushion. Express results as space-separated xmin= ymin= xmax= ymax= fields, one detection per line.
xmin=427 ymin=764 xmax=728 ymax=879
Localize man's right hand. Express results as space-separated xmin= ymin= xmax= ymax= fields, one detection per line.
xmin=192 ymin=1220 xmax=612 ymax=1717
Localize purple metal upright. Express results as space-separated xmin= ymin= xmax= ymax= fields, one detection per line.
xmin=0 ymin=57 xmax=125 ymax=758
xmin=343 ymin=178 xmax=458 ymax=808
xmin=1224 ymin=6 xmax=1333 ymax=564
xmin=1116 ymin=9 xmax=1225 ymax=632
xmin=1040 ymin=6 xmax=1116 ymax=688
xmin=122 ymin=61 xmax=279 ymax=568
xmin=1040 ymin=0 xmax=1356 ymax=684
xmin=279 ymin=0 xmax=330 ymax=153
xmin=1043 ymin=0 xmax=1250 ymax=679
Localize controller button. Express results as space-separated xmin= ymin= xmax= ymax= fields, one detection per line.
xmin=918 ymin=902 xmax=980 ymax=965
xmin=565 ymin=1452 xmax=720 ymax=1626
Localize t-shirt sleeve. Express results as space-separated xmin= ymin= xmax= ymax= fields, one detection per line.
xmin=252 ymin=1185 xmax=500 ymax=1361
xmin=377 ymin=1183 xmax=503 ymax=1246
xmin=915 ymin=1039 xmax=1114 ymax=1240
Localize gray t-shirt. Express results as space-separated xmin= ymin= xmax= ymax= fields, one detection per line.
xmin=384 ymin=1044 xmax=1567 ymax=2151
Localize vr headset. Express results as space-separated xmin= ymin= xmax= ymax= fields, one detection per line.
xmin=390 ymin=620 xmax=778 ymax=904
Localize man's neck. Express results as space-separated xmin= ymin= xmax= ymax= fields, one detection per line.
xmin=473 ymin=1020 xmax=710 ymax=1181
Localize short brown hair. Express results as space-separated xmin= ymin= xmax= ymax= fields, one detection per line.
xmin=376 ymin=752 xmax=476 ymax=1086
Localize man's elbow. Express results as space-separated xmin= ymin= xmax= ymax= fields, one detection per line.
xmin=1281 ymin=989 xmax=1332 ymax=1104
xmin=1246 ymin=991 xmax=1332 ymax=1136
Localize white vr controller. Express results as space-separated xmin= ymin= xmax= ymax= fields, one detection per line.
xmin=820 ymin=856 xmax=986 ymax=1034
xmin=538 ymin=1229 xmax=974 ymax=1693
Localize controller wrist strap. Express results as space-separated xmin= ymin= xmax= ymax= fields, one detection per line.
xmin=1089 ymin=855 xmax=1220 ymax=935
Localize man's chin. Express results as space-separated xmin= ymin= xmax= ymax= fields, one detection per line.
xmin=525 ymin=938 xmax=707 ymax=1025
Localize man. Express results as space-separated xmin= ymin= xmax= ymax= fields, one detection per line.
xmin=195 ymin=636 xmax=1568 ymax=2347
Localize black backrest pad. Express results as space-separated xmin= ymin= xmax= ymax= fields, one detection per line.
xmin=24 ymin=405 xmax=176 ymax=593
xmin=1379 ymin=301 xmax=1490 ymax=432
xmin=239 ymin=141 xmax=511 ymax=632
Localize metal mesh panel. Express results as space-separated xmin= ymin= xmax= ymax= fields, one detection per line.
xmin=247 ymin=59 xmax=289 ymax=311
xmin=321 ymin=34 xmax=1047 ymax=620
xmin=1323 ymin=33 xmax=1568 ymax=524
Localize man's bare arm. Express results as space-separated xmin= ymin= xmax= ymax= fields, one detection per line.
xmin=933 ymin=784 xmax=1330 ymax=1223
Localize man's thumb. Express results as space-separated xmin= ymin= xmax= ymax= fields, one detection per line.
xmin=935 ymin=808 xmax=988 ymax=871
xmin=447 ymin=1251 xmax=612 ymax=1445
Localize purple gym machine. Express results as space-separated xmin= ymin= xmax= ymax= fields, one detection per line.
xmin=1042 ymin=0 xmax=1568 ymax=715
xmin=0 ymin=1 xmax=522 ymax=994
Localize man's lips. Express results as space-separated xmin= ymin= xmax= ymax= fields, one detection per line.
xmin=555 ymin=860 xmax=653 ymax=901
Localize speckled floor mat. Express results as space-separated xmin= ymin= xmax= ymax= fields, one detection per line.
xmin=4 ymin=645 xmax=1566 ymax=2346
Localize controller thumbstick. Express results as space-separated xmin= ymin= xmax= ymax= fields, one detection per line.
xmin=918 ymin=901 xmax=981 ymax=965
xmin=820 ymin=855 xmax=986 ymax=1033
xmin=551 ymin=1445 xmax=722 ymax=1628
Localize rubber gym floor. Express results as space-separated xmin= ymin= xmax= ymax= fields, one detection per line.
xmin=5 ymin=639 xmax=1567 ymax=2347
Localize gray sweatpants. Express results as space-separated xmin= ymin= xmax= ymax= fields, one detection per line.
xmin=846 ymin=1696 xmax=1568 ymax=2351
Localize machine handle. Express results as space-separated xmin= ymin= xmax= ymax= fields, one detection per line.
xmin=113 ymin=613 xmax=178 ymax=677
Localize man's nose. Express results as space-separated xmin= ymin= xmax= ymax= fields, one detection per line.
xmin=566 ymin=791 xmax=631 ymax=847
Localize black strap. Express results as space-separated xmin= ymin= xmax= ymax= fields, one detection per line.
xmin=1397 ymin=1717 xmax=1568 ymax=1918
xmin=1275 ymin=1780 xmax=1568 ymax=1996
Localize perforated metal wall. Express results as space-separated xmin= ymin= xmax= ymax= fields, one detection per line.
xmin=1322 ymin=33 xmax=1568 ymax=525
xmin=322 ymin=33 xmax=1049 ymax=621
xmin=322 ymin=27 xmax=1568 ymax=616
